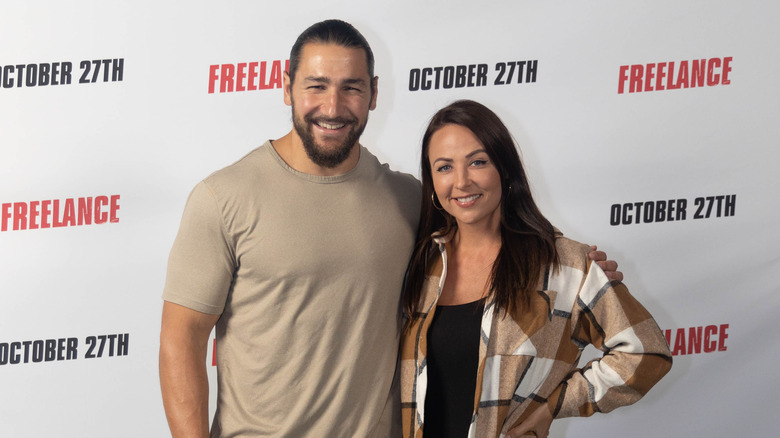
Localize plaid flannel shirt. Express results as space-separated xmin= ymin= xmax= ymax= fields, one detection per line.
xmin=401 ymin=233 xmax=672 ymax=438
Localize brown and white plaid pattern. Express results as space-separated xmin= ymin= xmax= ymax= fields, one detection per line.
xmin=401 ymin=234 xmax=672 ymax=438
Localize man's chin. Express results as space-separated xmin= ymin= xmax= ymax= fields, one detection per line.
xmin=303 ymin=142 xmax=355 ymax=168
xmin=294 ymin=117 xmax=364 ymax=168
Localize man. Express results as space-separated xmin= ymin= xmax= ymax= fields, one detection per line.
xmin=159 ymin=19 xmax=620 ymax=437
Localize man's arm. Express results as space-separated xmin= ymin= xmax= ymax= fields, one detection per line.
xmin=160 ymin=301 xmax=221 ymax=438
xmin=587 ymin=245 xmax=624 ymax=282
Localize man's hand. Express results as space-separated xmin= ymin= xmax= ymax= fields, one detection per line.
xmin=588 ymin=245 xmax=624 ymax=282
xmin=506 ymin=403 xmax=553 ymax=438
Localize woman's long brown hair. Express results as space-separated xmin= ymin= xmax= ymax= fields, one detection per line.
xmin=403 ymin=100 xmax=559 ymax=324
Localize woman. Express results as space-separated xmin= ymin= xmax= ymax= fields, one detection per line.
xmin=400 ymin=100 xmax=671 ymax=438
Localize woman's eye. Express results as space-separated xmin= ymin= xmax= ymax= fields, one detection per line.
xmin=436 ymin=164 xmax=451 ymax=172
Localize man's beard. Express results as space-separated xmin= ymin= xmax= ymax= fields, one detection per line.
xmin=293 ymin=110 xmax=367 ymax=169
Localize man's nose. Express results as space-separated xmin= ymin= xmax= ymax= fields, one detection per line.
xmin=322 ymin=89 xmax=342 ymax=118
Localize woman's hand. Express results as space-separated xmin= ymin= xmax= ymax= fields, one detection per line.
xmin=506 ymin=403 xmax=553 ymax=438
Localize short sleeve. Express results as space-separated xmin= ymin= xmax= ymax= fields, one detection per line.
xmin=162 ymin=181 xmax=235 ymax=314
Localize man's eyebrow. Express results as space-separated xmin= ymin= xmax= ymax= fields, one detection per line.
xmin=343 ymin=78 xmax=368 ymax=85
xmin=301 ymin=77 xmax=368 ymax=86
xmin=303 ymin=76 xmax=330 ymax=83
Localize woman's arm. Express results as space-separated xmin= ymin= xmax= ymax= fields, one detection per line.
xmin=546 ymin=264 xmax=671 ymax=418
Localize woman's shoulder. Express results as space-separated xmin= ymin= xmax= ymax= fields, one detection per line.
xmin=554 ymin=234 xmax=592 ymax=271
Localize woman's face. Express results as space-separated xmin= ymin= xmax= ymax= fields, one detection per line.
xmin=428 ymin=124 xmax=503 ymax=231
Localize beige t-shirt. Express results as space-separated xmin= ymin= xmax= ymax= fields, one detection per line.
xmin=163 ymin=141 xmax=420 ymax=437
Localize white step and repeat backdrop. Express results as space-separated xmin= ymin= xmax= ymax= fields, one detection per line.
xmin=1 ymin=1 xmax=778 ymax=436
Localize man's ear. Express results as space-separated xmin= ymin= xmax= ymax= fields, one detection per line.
xmin=369 ymin=76 xmax=378 ymax=111
xmin=283 ymin=71 xmax=293 ymax=106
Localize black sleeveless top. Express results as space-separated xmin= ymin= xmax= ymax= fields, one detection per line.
xmin=423 ymin=300 xmax=484 ymax=438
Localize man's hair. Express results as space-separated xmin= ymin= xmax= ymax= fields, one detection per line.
xmin=289 ymin=19 xmax=375 ymax=93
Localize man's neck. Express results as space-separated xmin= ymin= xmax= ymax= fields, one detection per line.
xmin=271 ymin=131 xmax=361 ymax=176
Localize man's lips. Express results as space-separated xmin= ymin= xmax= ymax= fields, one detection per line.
xmin=308 ymin=116 xmax=356 ymax=131
xmin=315 ymin=120 xmax=346 ymax=130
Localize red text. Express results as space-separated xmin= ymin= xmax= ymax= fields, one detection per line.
xmin=618 ymin=57 xmax=732 ymax=94
xmin=208 ymin=60 xmax=289 ymax=94
xmin=1 ymin=195 xmax=120 ymax=232
xmin=664 ymin=324 xmax=729 ymax=356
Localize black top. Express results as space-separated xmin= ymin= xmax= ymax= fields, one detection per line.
xmin=423 ymin=299 xmax=484 ymax=438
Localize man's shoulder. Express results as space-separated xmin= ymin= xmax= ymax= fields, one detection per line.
xmin=201 ymin=142 xmax=274 ymax=189
xmin=360 ymin=147 xmax=421 ymax=194
xmin=379 ymin=165 xmax=421 ymax=194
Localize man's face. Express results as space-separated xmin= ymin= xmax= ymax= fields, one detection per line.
xmin=284 ymin=43 xmax=378 ymax=168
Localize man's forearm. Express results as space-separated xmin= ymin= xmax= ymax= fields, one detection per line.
xmin=160 ymin=334 xmax=211 ymax=437
xmin=159 ymin=301 xmax=219 ymax=438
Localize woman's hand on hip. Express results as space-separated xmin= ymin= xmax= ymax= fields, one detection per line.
xmin=506 ymin=403 xmax=553 ymax=438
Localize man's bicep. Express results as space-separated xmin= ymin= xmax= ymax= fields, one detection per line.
xmin=161 ymin=301 xmax=220 ymax=344
xmin=163 ymin=181 xmax=234 ymax=314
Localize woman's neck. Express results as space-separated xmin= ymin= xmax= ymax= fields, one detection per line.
xmin=452 ymin=220 xmax=502 ymax=253
xmin=438 ymin=221 xmax=502 ymax=306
